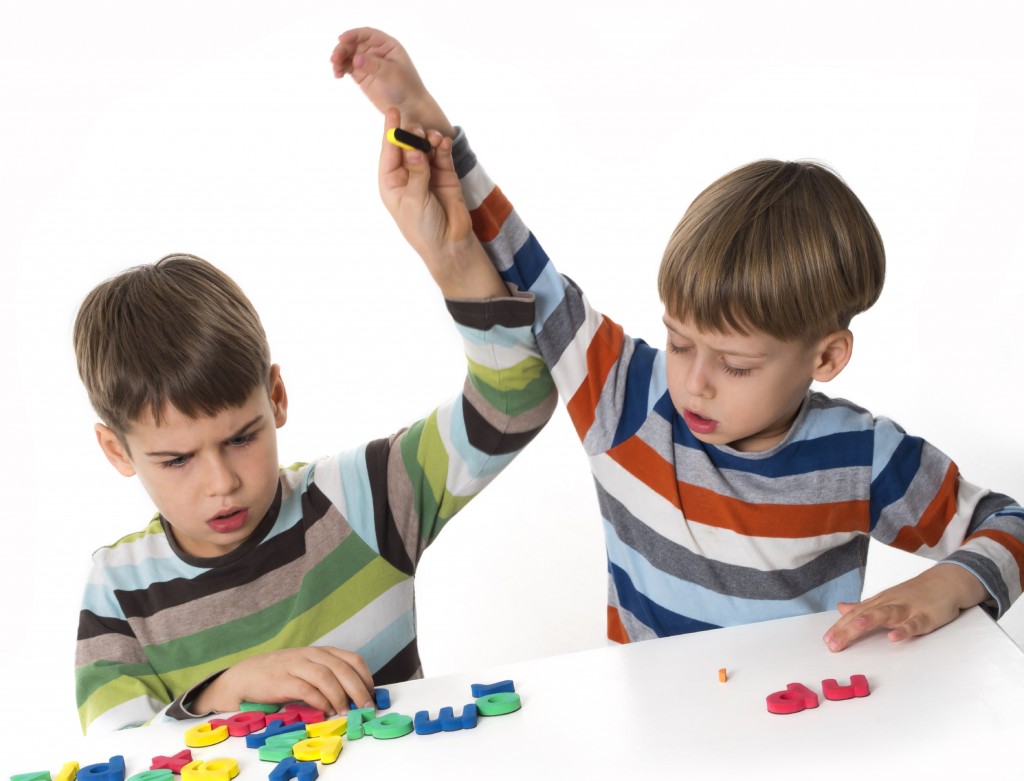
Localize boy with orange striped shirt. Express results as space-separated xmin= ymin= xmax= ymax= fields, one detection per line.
xmin=334 ymin=28 xmax=1024 ymax=651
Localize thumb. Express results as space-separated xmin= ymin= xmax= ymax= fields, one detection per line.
xmin=378 ymin=107 xmax=405 ymax=205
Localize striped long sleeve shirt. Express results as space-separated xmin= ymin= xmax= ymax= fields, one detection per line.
xmin=451 ymin=131 xmax=1024 ymax=644
xmin=75 ymin=294 xmax=556 ymax=734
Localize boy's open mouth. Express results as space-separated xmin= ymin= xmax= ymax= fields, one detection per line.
xmin=208 ymin=508 xmax=248 ymax=534
xmin=683 ymin=409 xmax=719 ymax=435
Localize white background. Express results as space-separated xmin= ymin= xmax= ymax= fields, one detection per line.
xmin=2 ymin=0 xmax=1022 ymax=757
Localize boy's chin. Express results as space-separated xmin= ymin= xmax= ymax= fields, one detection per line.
xmin=687 ymin=422 xmax=778 ymax=453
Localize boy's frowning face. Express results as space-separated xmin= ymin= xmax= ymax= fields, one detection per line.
xmin=96 ymin=367 xmax=288 ymax=558
xmin=662 ymin=314 xmax=848 ymax=453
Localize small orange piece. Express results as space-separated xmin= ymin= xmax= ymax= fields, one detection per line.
xmin=718 ymin=668 xmax=728 ymax=682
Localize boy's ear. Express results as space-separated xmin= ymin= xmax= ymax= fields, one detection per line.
xmin=95 ymin=423 xmax=137 ymax=477
xmin=268 ymin=364 xmax=288 ymax=428
xmin=810 ymin=329 xmax=853 ymax=383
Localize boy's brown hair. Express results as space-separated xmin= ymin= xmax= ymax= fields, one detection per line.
xmin=658 ymin=160 xmax=885 ymax=341
xmin=73 ymin=253 xmax=271 ymax=440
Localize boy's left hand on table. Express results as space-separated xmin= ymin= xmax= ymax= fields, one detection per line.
xmin=823 ymin=563 xmax=989 ymax=651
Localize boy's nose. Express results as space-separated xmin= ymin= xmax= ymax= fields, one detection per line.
xmin=206 ymin=457 xmax=241 ymax=495
xmin=685 ymin=358 xmax=714 ymax=398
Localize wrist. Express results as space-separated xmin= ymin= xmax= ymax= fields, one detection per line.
xmin=191 ymin=670 xmax=239 ymax=715
xmin=403 ymin=94 xmax=455 ymax=138
xmin=430 ymin=240 xmax=507 ymax=300
xmin=935 ymin=562 xmax=989 ymax=609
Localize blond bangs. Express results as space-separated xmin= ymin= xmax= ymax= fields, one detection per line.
xmin=658 ymin=160 xmax=885 ymax=341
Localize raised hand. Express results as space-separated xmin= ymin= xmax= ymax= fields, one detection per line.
xmin=379 ymin=107 xmax=506 ymax=300
xmin=332 ymin=27 xmax=454 ymax=136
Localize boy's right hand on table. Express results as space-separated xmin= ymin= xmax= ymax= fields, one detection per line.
xmin=193 ymin=646 xmax=375 ymax=716
xmin=331 ymin=27 xmax=453 ymax=135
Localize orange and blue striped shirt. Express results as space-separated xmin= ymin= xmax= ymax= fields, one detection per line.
xmin=452 ymin=131 xmax=1024 ymax=643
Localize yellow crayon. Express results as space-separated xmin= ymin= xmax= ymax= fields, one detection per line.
xmin=387 ymin=127 xmax=432 ymax=153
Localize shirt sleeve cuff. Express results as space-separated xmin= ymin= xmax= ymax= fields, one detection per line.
xmin=444 ymin=286 xmax=535 ymax=331
xmin=165 ymin=669 xmax=227 ymax=720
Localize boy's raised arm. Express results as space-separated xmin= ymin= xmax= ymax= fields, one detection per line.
xmin=377 ymin=106 xmax=507 ymax=300
xmin=337 ymin=27 xmax=631 ymax=439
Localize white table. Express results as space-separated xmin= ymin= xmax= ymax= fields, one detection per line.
xmin=11 ymin=608 xmax=1023 ymax=779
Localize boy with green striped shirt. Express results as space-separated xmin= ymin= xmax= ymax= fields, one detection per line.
xmin=73 ymin=115 xmax=554 ymax=733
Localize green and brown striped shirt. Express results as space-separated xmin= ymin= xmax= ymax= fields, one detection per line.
xmin=75 ymin=294 xmax=555 ymax=733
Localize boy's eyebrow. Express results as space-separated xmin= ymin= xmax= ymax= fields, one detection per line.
xmin=716 ymin=347 xmax=769 ymax=359
xmin=144 ymin=414 xmax=265 ymax=458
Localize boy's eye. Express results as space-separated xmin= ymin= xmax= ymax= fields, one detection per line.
xmin=722 ymin=364 xmax=752 ymax=378
xmin=228 ymin=433 xmax=257 ymax=447
xmin=667 ymin=342 xmax=691 ymax=355
xmin=160 ymin=455 xmax=190 ymax=469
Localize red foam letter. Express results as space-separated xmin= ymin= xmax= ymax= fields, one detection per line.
xmin=766 ymin=682 xmax=820 ymax=715
xmin=151 ymin=750 xmax=193 ymax=773
xmin=210 ymin=711 xmax=267 ymax=737
xmin=822 ymin=674 xmax=870 ymax=701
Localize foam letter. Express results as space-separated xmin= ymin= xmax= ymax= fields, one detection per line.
xmin=292 ymin=736 xmax=343 ymax=764
xmin=277 ymin=705 xmax=325 ymax=725
xmin=267 ymin=758 xmax=318 ymax=781
xmin=78 ymin=757 xmax=125 ymax=781
xmin=150 ymin=751 xmax=192 ymax=773
xmin=766 ymin=682 xmax=820 ymax=715
xmin=470 ymin=680 xmax=516 ymax=698
xmin=363 ymin=713 xmax=413 ymax=740
xmin=306 ymin=717 xmax=346 ymax=738
xmin=822 ymin=674 xmax=870 ymax=701
xmin=245 ymin=719 xmax=306 ymax=749
xmin=344 ymin=708 xmax=377 ymax=741
xmin=184 ymin=723 xmax=229 ymax=748
xmin=180 ymin=760 xmax=238 ymax=781
xmin=475 ymin=692 xmax=522 ymax=716
xmin=127 ymin=772 xmax=173 ymax=781
xmin=211 ymin=711 xmax=266 ymax=736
